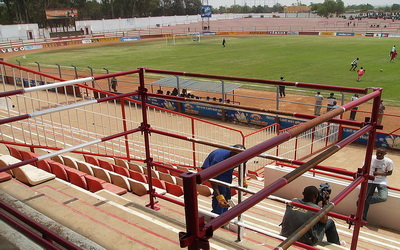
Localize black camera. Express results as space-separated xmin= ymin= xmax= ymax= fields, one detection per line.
xmin=316 ymin=183 xmax=331 ymax=205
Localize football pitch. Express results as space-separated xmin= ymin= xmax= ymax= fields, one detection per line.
xmin=12 ymin=35 xmax=400 ymax=102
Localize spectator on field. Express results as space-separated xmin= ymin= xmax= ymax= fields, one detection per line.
xmin=314 ymin=92 xmax=324 ymax=116
xmin=111 ymin=77 xmax=118 ymax=92
xmin=377 ymin=100 xmax=385 ymax=125
xmin=171 ymin=88 xmax=179 ymax=96
xmin=201 ymin=144 xmax=248 ymax=215
xmin=281 ymin=186 xmax=343 ymax=246
xmin=331 ymin=101 xmax=339 ymax=110
xmin=362 ymin=148 xmax=395 ymax=221
xmin=349 ymin=94 xmax=359 ymax=120
xmin=326 ymin=93 xmax=336 ymax=112
xmin=181 ymin=88 xmax=187 ymax=97
xmin=278 ymin=76 xmax=286 ymax=98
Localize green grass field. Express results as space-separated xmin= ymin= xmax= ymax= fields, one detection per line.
xmin=10 ymin=35 xmax=400 ymax=102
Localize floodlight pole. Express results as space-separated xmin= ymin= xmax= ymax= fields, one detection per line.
xmin=175 ymin=75 xmax=180 ymax=95
xmin=103 ymin=67 xmax=111 ymax=91
xmin=221 ymin=80 xmax=225 ymax=103
xmin=34 ymin=61 xmax=43 ymax=83
xmin=71 ymin=65 xmax=78 ymax=79
xmin=87 ymin=66 xmax=94 ymax=88
xmin=276 ymin=85 xmax=280 ymax=110
xmin=55 ymin=64 xmax=62 ymax=78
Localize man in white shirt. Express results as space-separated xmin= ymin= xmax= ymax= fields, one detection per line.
xmin=349 ymin=58 xmax=359 ymax=71
xmin=314 ymin=92 xmax=324 ymax=116
xmin=350 ymin=94 xmax=359 ymax=120
xmin=326 ymin=93 xmax=336 ymax=112
xmin=362 ymin=148 xmax=395 ymax=221
xmin=390 ymin=45 xmax=396 ymax=55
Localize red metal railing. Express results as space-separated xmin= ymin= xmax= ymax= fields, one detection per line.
xmin=0 ymin=62 xmax=391 ymax=249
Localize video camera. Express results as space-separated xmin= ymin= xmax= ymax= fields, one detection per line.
xmin=316 ymin=183 xmax=331 ymax=205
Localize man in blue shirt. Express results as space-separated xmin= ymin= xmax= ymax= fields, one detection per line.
xmin=201 ymin=144 xmax=247 ymax=215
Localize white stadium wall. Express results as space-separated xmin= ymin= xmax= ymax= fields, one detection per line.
xmin=0 ymin=24 xmax=39 ymax=41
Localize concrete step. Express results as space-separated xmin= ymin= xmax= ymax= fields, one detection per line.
xmin=0 ymin=178 xmax=178 ymax=249
xmin=0 ymin=189 xmax=104 ymax=250
xmin=98 ymin=187 xmax=285 ymax=249
xmin=0 ymin=220 xmax=42 ymax=250
xmin=1 ymin=172 xmax=399 ymax=249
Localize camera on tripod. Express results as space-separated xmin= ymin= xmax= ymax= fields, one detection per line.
xmin=316 ymin=183 xmax=331 ymax=205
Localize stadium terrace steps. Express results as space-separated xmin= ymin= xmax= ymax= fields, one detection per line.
xmin=0 ymin=190 xmax=105 ymax=250
xmin=96 ymin=188 xmax=289 ymax=249
xmin=0 ymin=220 xmax=43 ymax=250
xmin=2 ymin=149 xmax=400 ymax=249
xmin=0 ymin=178 xmax=181 ymax=249
xmin=0 ymin=175 xmax=282 ymax=249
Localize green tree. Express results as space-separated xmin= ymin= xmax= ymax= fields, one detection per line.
xmin=0 ymin=0 xmax=17 ymax=24
xmin=81 ymin=0 xmax=103 ymax=20
xmin=335 ymin=0 xmax=345 ymax=16
xmin=315 ymin=0 xmax=345 ymax=17
xmin=271 ymin=3 xmax=283 ymax=12
xmin=310 ymin=3 xmax=322 ymax=12
xmin=392 ymin=4 xmax=400 ymax=11
xmin=184 ymin=0 xmax=201 ymax=15
xmin=358 ymin=4 xmax=374 ymax=12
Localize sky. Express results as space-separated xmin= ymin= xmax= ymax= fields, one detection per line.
xmin=206 ymin=0 xmax=398 ymax=7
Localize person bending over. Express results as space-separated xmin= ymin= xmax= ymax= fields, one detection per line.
xmin=201 ymin=144 xmax=247 ymax=215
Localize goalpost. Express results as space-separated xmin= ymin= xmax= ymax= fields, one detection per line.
xmin=165 ymin=33 xmax=201 ymax=46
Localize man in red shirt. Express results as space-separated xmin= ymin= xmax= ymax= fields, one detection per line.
xmin=357 ymin=67 xmax=366 ymax=81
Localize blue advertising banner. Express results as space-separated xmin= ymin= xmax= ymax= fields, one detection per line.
xmin=24 ymin=45 xmax=43 ymax=50
xmin=342 ymin=127 xmax=400 ymax=149
xmin=183 ymin=103 xmax=221 ymax=117
xmin=336 ymin=32 xmax=355 ymax=36
xmin=120 ymin=37 xmax=141 ymax=42
xmin=132 ymin=97 xmax=399 ymax=149
xmin=202 ymin=32 xmax=217 ymax=36
xmin=201 ymin=5 xmax=212 ymax=18
xmin=279 ymin=117 xmax=306 ymax=129
xmin=225 ymin=109 xmax=275 ymax=126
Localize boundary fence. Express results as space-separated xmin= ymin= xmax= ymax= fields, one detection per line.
xmin=0 ymin=61 xmax=343 ymax=173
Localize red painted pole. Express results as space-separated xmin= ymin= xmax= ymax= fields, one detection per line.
xmin=120 ymin=100 xmax=131 ymax=161
xmin=138 ymin=67 xmax=157 ymax=210
xmin=351 ymin=90 xmax=382 ymax=250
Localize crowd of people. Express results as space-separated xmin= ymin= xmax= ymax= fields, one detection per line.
xmin=314 ymin=92 xmax=385 ymax=124
xmin=156 ymin=88 xmax=233 ymax=103
xmin=347 ymin=12 xmax=400 ymax=21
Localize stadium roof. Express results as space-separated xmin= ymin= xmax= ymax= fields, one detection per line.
xmin=151 ymin=77 xmax=242 ymax=94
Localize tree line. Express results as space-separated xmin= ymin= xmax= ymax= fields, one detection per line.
xmin=1 ymin=0 xmax=399 ymax=26
xmin=311 ymin=0 xmax=400 ymax=17
xmin=0 ymin=0 xmax=202 ymax=26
